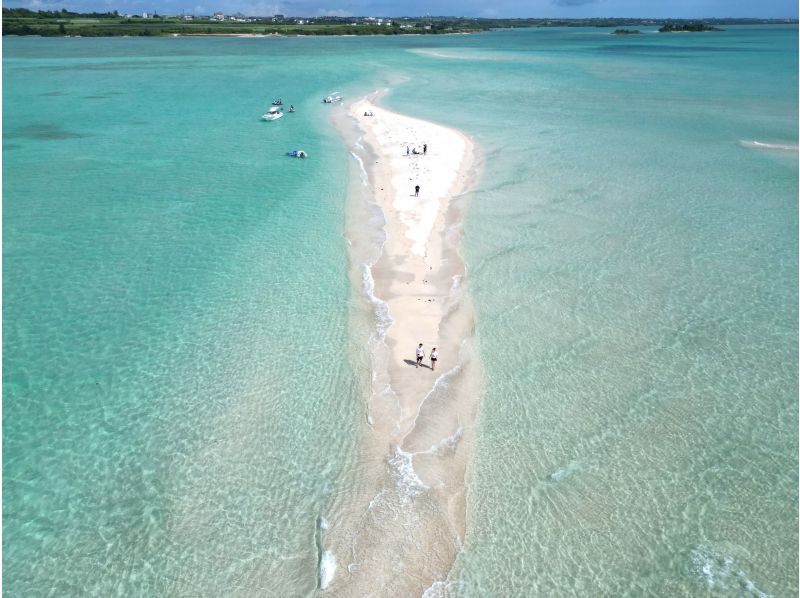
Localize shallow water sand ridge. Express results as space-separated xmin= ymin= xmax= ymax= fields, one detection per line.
xmin=325 ymin=97 xmax=479 ymax=594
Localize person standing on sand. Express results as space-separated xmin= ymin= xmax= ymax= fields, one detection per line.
xmin=423 ymin=143 xmax=427 ymax=155
xmin=415 ymin=185 xmax=420 ymax=197
xmin=416 ymin=343 xmax=425 ymax=368
xmin=430 ymin=348 xmax=438 ymax=371
xmin=406 ymin=146 xmax=410 ymax=156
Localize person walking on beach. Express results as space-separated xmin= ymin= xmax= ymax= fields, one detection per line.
xmin=430 ymin=347 xmax=438 ymax=371
xmin=406 ymin=146 xmax=410 ymax=156
xmin=423 ymin=143 xmax=427 ymax=155
xmin=416 ymin=343 xmax=425 ymax=368
xmin=414 ymin=185 xmax=420 ymax=197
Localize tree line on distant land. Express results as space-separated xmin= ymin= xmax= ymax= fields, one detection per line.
xmin=2 ymin=9 xmax=795 ymax=37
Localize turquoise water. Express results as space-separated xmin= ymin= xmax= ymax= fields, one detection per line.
xmin=4 ymin=26 xmax=797 ymax=595
xmin=3 ymin=37 xmax=374 ymax=595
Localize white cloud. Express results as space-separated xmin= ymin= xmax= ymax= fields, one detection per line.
xmin=236 ymin=1 xmax=282 ymax=15
xmin=316 ymin=7 xmax=351 ymax=16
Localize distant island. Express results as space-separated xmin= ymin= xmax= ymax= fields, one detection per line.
xmin=2 ymin=10 xmax=790 ymax=37
xmin=659 ymin=22 xmax=724 ymax=32
xmin=612 ymin=29 xmax=642 ymax=35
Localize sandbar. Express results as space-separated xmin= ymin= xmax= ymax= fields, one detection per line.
xmin=325 ymin=93 xmax=482 ymax=595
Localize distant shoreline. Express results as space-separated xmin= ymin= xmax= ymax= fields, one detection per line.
xmin=177 ymin=31 xmax=473 ymax=37
xmin=3 ymin=10 xmax=796 ymax=38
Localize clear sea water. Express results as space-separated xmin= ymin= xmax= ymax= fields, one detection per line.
xmin=4 ymin=26 xmax=797 ymax=595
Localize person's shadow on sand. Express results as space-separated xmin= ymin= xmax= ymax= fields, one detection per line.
xmin=403 ymin=359 xmax=430 ymax=369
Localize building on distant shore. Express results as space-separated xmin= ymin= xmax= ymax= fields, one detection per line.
xmin=213 ymin=11 xmax=224 ymax=20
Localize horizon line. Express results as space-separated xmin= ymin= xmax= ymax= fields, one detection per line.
xmin=4 ymin=9 xmax=797 ymax=20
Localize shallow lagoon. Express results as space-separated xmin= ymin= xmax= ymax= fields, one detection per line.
xmin=4 ymin=26 xmax=798 ymax=594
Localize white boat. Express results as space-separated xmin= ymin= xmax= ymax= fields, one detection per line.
xmin=262 ymin=106 xmax=284 ymax=121
xmin=322 ymin=92 xmax=343 ymax=104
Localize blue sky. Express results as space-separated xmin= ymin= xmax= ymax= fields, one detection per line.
xmin=5 ymin=0 xmax=798 ymax=19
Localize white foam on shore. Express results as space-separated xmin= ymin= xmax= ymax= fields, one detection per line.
xmin=421 ymin=579 xmax=450 ymax=597
xmin=315 ymin=514 xmax=336 ymax=590
xmin=319 ymin=550 xmax=337 ymax=590
xmin=389 ymin=446 xmax=428 ymax=502
xmin=349 ymin=151 xmax=370 ymax=186
xmin=362 ymin=263 xmax=393 ymax=340
xmin=367 ymin=489 xmax=386 ymax=511
xmin=402 ymin=365 xmax=462 ymax=442
xmin=420 ymin=426 xmax=464 ymax=456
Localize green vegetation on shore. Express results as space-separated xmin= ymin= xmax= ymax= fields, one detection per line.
xmin=658 ymin=22 xmax=724 ymax=32
xmin=2 ymin=9 xmax=792 ymax=37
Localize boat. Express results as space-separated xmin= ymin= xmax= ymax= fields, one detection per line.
xmin=262 ymin=106 xmax=284 ymax=121
xmin=322 ymin=92 xmax=343 ymax=104
xmin=271 ymin=98 xmax=283 ymax=106
xmin=286 ymin=150 xmax=308 ymax=158
xmin=289 ymin=105 xmax=296 ymax=113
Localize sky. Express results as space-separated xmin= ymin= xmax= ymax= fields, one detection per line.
xmin=4 ymin=0 xmax=798 ymax=19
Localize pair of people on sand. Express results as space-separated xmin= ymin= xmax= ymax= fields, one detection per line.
xmin=415 ymin=343 xmax=438 ymax=370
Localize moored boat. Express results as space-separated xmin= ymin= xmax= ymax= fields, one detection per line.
xmin=262 ymin=106 xmax=284 ymax=121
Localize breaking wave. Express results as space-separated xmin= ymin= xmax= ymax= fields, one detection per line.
xmin=739 ymin=140 xmax=798 ymax=152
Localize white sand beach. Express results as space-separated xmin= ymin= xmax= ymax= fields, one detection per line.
xmin=325 ymin=95 xmax=482 ymax=594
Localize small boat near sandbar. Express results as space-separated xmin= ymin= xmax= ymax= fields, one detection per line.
xmin=286 ymin=150 xmax=308 ymax=158
xmin=322 ymin=92 xmax=343 ymax=104
xmin=262 ymin=106 xmax=284 ymax=121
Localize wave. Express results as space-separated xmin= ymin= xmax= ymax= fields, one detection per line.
xmin=316 ymin=515 xmax=336 ymax=590
xmin=403 ymin=364 xmax=462 ymax=440
xmin=739 ymin=140 xmax=798 ymax=152
xmin=319 ymin=550 xmax=336 ymax=590
xmin=422 ymin=580 xmax=450 ymax=597
xmin=367 ymin=489 xmax=385 ymax=511
xmin=349 ymin=150 xmax=370 ymax=186
xmin=419 ymin=425 xmax=463 ymax=456
xmin=388 ymin=446 xmax=428 ymax=503
xmin=361 ymin=263 xmax=393 ymax=340
xmin=408 ymin=48 xmax=528 ymax=63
